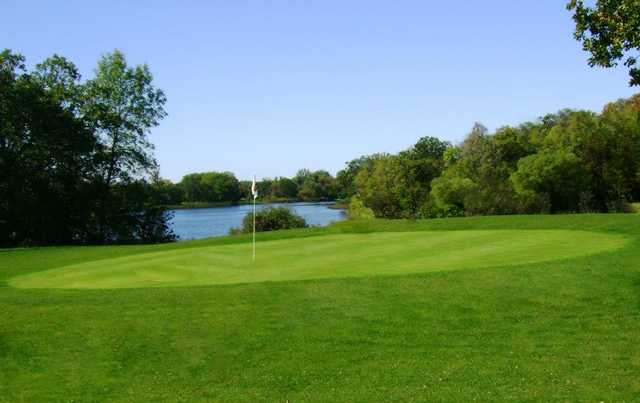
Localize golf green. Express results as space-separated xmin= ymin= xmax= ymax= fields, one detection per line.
xmin=9 ymin=229 xmax=627 ymax=289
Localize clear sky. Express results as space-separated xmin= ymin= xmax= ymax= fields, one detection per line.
xmin=3 ymin=0 xmax=636 ymax=182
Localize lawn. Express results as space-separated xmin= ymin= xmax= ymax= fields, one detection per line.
xmin=1 ymin=215 xmax=640 ymax=401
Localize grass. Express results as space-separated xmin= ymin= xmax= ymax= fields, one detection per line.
xmin=1 ymin=214 xmax=640 ymax=401
xmin=10 ymin=230 xmax=627 ymax=289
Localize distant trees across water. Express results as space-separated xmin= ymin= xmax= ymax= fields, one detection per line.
xmin=155 ymin=169 xmax=339 ymax=206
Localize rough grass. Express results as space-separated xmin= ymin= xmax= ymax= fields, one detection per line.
xmin=1 ymin=214 xmax=640 ymax=402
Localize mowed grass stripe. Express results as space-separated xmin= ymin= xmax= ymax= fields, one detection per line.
xmin=9 ymin=229 xmax=627 ymax=289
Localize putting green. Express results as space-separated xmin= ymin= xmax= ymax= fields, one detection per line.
xmin=9 ymin=230 xmax=627 ymax=289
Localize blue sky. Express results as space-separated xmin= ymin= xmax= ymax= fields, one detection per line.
xmin=4 ymin=1 xmax=635 ymax=182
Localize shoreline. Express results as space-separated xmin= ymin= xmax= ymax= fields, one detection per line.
xmin=164 ymin=199 xmax=343 ymax=210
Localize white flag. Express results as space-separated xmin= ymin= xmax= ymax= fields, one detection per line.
xmin=251 ymin=175 xmax=258 ymax=199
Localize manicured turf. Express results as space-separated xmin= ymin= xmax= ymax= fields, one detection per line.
xmin=10 ymin=230 xmax=626 ymax=289
xmin=1 ymin=215 xmax=640 ymax=402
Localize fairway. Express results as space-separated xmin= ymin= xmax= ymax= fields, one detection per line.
xmin=3 ymin=215 xmax=640 ymax=402
xmin=10 ymin=229 xmax=627 ymax=289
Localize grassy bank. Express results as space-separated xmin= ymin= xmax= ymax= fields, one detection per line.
xmin=2 ymin=215 xmax=640 ymax=401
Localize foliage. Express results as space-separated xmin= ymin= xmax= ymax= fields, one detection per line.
xmin=430 ymin=173 xmax=478 ymax=214
xmin=83 ymin=50 xmax=166 ymax=185
xmin=354 ymin=154 xmax=410 ymax=218
xmin=295 ymin=169 xmax=337 ymax=201
xmin=511 ymin=149 xmax=587 ymax=213
xmin=0 ymin=49 xmax=173 ymax=245
xmin=352 ymin=137 xmax=451 ymax=218
xmin=336 ymin=155 xmax=375 ymax=199
xmin=98 ymin=181 xmax=177 ymax=243
xmin=237 ymin=206 xmax=308 ymax=234
xmin=346 ymin=196 xmax=375 ymax=220
xmin=157 ymin=169 xmax=341 ymax=206
xmin=341 ymin=95 xmax=640 ymax=217
xmin=179 ymin=171 xmax=241 ymax=203
xmin=150 ymin=175 xmax=184 ymax=206
xmin=568 ymin=0 xmax=640 ymax=85
xmin=270 ymin=177 xmax=299 ymax=199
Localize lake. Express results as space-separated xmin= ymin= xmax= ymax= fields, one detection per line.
xmin=170 ymin=202 xmax=346 ymax=240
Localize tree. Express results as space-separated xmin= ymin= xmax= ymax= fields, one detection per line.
xmin=430 ymin=123 xmax=524 ymax=215
xmin=0 ymin=50 xmax=98 ymax=245
xmin=270 ymin=177 xmax=298 ymax=199
xmin=151 ymin=177 xmax=184 ymax=205
xmin=257 ymin=178 xmax=273 ymax=199
xmin=600 ymin=95 xmax=640 ymax=202
xmin=354 ymin=155 xmax=411 ymax=218
xmin=401 ymin=136 xmax=450 ymax=160
xmin=430 ymin=174 xmax=478 ymax=214
xmin=296 ymin=170 xmax=337 ymax=200
xmin=350 ymin=137 xmax=450 ymax=218
xmin=33 ymin=54 xmax=83 ymax=110
xmin=179 ymin=172 xmax=241 ymax=203
xmin=511 ymin=149 xmax=588 ymax=213
xmin=83 ymin=50 xmax=167 ymax=187
xmin=568 ymin=0 xmax=640 ymax=85
xmin=336 ymin=155 xmax=375 ymax=199
xmin=0 ymin=49 xmax=174 ymax=245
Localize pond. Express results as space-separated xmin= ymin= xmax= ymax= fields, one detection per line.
xmin=170 ymin=202 xmax=346 ymax=240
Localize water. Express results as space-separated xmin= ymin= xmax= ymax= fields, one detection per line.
xmin=169 ymin=202 xmax=346 ymax=240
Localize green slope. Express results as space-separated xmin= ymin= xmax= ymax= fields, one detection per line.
xmin=10 ymin=230 xmax=627 ymax=289
xmin=1 ymin=215 xmax=640 ymax=402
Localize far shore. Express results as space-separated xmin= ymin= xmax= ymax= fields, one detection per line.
xmin=164 ymin=199 xmax=345 ymax=210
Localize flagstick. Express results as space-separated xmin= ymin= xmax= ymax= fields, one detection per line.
xmin=252 ymin=195 xmax=256 ymax=261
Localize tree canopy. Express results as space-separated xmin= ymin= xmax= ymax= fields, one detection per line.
xmin=568 ymin=0 xmax=640 ymax=85
xmin=339 ymin=95 xmax=640 ymax=219
xmin=0 ymin=49 xmax=174 ymax=246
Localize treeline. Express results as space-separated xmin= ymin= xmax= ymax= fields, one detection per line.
xmin=338 ymin=95 xmax=640 ymax=218
xmin=5 ymin=48 xmax=639 ymax=246
xmin=1 ymin=49 xmax=174 ymax=246
xmin=155 ymin=169 xmax=338 ymax=206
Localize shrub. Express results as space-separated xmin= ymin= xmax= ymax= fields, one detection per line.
xmin=347 ymin=196 xmax=375 ymax=220
xmin=235 ymin=207 xmax=308 ymax=234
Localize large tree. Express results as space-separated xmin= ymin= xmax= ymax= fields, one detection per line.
xmin=82 ymin=51 xmax=167 ymax=239
xmin=0 ymin=49 xmax=174 ymax=245
xmin=0 ymin=50 xmax=97 ymax=244
xmin=83 ymin=50 xmax=167 ymax=187
xmin=568 ymin=0 xmax=640 ymax=85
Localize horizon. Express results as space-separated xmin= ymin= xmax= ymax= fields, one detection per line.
xmin=4 ymin=0 xmax=636 ymax=182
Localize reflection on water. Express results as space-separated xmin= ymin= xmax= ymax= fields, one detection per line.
xmin=170 ymin=202 xmax=346 ymax=240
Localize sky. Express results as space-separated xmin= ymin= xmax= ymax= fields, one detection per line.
xmin=3 ymin=0 xmax=635 ymax=182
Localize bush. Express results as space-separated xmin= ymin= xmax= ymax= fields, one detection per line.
xmin=418 ymin=197 xmax=465 ymax=219
xmin=234 ymin=207 xmax=308 ymax=234
xmin=347 ymin=196 xmax=375 ymax=220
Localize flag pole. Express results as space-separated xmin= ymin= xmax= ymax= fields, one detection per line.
xmin=253 ymin=193 xmax=256 ymax=261
xmin=252 ymin=174 xmax=257 ymax=261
